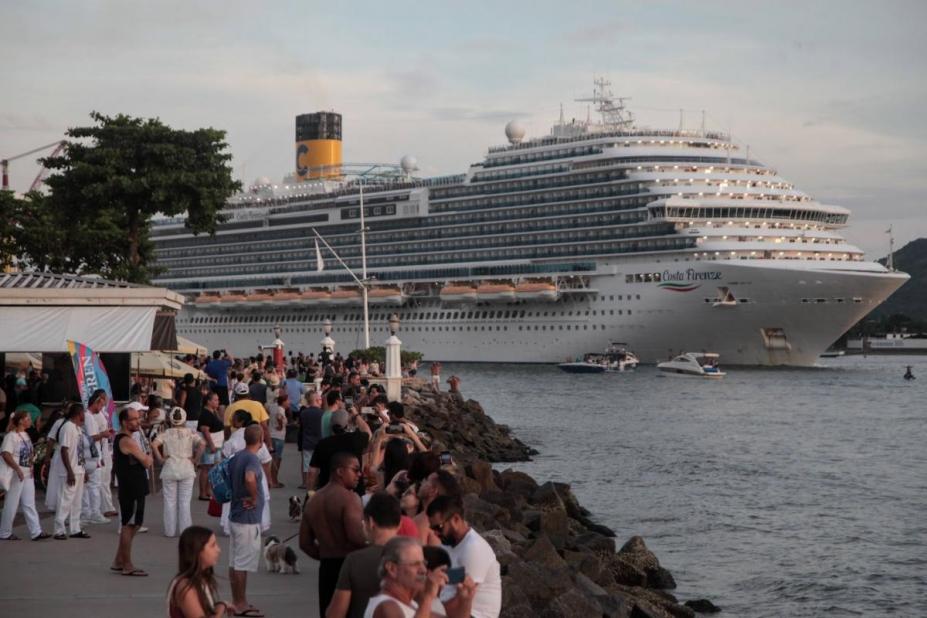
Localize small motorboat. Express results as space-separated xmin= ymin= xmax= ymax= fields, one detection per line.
xmin=819 ymin=349 xmax=846 ymax=358
xmin=657 ymin=352 xmax=726 ymax=378
xmin=558 ymin=343 xmax=640 ymax=373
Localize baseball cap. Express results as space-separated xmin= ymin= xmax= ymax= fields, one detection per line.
xmin=124 ymin=401 xmax=149 ymax=412
xmin=234 ymin=382 xmax=250 ymax=396
xmin=331 ymin=409 xmax=350 ymax=430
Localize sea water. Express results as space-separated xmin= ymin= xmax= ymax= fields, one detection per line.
xmin=442 ymin=355 xmax=927 ymax=616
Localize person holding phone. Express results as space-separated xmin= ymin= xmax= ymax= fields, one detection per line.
xmin=427 ymin=495 xmax=501 ymax=618
xmin=421 ymin=545 xmax=477 ymax=618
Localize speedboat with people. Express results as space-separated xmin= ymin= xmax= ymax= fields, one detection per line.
xmin=558 ymin=343 xmax=640 ymax=373
xmin=657 ymin=352 xmax=726 ymax=378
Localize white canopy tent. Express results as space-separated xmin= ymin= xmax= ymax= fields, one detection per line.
xmin=0 ymin=272 xmax=184 ymax=352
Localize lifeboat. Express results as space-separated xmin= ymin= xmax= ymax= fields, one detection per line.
xmin=219 ymin=290 xmax=249 ymax=305
xmin=515 ymin=280 xmax=559 ymax=302
xmin=270 ymin=288 xmax=301 ymax=306
xmin=329 ymin=288 xmax=363 ymax=305
xmin=193 ymin=292 xmax=221 ymax=307
xmin=439 ymin=283 xmax=478 ymax=304
xmin=476 ymin=281 xmax=516 ymax=302
xmin=368 ymin=286 xmax=406 ymax=306
xmin=298 ymin=288 xmax=332 ymax=305
xmin=235 ymin=289 xmax=274 ymax=307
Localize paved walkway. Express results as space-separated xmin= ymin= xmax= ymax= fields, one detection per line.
xmin=0 ymin=450 xmax=319 ymax=617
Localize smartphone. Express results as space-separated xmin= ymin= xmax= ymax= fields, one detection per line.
xmin=386 ymin=423 xmax=403 ymax=435
xmin=446 ymin=566 xmax=466 ymax=585
xmin=345 ymin=396 xmax=354 ymax=406
xmin=440 ymin=450 xmax=452 ymax=466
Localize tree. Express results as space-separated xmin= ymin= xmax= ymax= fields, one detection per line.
xmin=36 ymin=112 xmax=240 ymax=282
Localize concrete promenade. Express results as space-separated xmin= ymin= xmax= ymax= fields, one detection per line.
xmin=0 ymin=451 xmax=320 ymax=617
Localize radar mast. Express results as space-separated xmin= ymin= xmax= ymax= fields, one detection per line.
xmin=575 ymin=77 xmax=634 ymax=130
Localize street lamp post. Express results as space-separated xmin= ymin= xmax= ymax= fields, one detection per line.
xmin=385 ymin=313 xmax=402 ymax=402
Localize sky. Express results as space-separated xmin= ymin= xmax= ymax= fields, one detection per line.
xmin=2 ymin=0 xmax=925 ymax=257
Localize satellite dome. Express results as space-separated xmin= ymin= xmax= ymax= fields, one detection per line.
xmin=505 ymin=120 xmax=526 ymax=144
xmin=400 ymin=155 xmax=418 ymax=174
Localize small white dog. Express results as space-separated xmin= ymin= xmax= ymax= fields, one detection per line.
xmin=263 ymin=536 xmax=299 ymax=574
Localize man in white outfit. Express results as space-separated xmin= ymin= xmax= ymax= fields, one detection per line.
xmin=81 ymin=390 xmax=112 ymax=525
xmin=51 ymin=403 xmax=91 ymax=540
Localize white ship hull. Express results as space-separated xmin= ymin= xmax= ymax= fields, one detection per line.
xmin=177 ymin=259 xmax=907 ymax=366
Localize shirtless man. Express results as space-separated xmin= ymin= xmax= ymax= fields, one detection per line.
xmin=300 ymin=451 xmax=368 ymax=617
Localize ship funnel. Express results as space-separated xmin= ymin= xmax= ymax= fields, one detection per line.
xmin=295 ymin=111 xmax=342 ymax=180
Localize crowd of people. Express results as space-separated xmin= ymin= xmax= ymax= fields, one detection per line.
xmin=0 ymin=347 xmax=497 ymax=618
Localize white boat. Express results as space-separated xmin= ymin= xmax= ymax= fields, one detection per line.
xmin=819 ymin=349 xmax=846 ymax=358
xmin=657 ymin=352 xmax=726 ymax=378
xmin=559 ymin=343 xmax=640 ymax=373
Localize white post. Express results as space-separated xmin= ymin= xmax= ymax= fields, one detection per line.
xmin=385 ymin=313 xmax=402 ymax=402
xmin=360 ymin=182 xmax=370 ymax=349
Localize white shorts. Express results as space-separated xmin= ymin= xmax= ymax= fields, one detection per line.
xmin=228 ymin=522 xmax=262 ymax=572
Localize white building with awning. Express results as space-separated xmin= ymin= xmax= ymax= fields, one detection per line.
xmin=0 ymin=272 xmax=184 ymax=352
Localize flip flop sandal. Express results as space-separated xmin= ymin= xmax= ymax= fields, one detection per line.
xmin=32 ymin=533 xmax=51 ymax=541
xmin=121 ymin=569 xmax=149 ymax=577
xmin=53 ymin=534 xmax=68 ymax=540
xmin=233 ymin=608 xmax=264 ymax=617
xmin=110 ymin=566 xmax=124 ymax=572
xmin=69 ymin=531 xmax=92 ymax=539
xmin=0 ymin=534 xmax=20 ymax=541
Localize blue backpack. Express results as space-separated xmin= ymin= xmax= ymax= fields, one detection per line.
xmin=208 ymin=454 xmax=236 ymax=504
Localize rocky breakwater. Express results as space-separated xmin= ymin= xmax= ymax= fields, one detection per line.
xmin=402 ymin=384 xmax=720 ymax=617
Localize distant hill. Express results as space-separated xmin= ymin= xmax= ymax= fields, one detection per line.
xmin=872 ymin=238 xmax=927 ymax=319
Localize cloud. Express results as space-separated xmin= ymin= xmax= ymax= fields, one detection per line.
xmin=560 ymin=19 xmax=627 ymax=46
xmin=430 ymin=107 xmax=527 ymax=123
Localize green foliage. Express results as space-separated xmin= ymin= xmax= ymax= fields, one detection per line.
xmin=25 ymin=111 xmax=241 ymax=282
xmin=349 ymin=346 xmax=424 ymax=366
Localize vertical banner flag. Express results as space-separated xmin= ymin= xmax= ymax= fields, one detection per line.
xmin=315 ymin=239 xmax=325 ymax=271
xmin=67 ymin=340 xmax=117 ymax=426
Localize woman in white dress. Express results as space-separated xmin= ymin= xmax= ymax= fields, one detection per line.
xmin=152 ymin=408 xmax=204 ymax=537
xmin=1 ymin=411 xmax=50 ymax=540
xmin=220 ymin=410 xmax=272 ymax=534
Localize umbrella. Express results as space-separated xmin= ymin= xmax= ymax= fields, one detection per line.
xmin=164 ymin=336 xmax=208 ymax=356
xmin=131 ymin=352 xmax=206 ymax=380
xmin=4 ymin=352 xmax=42 ymax=369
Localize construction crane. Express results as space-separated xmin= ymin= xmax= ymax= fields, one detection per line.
xmin=1 ymin=140 xmax=66 ymax=192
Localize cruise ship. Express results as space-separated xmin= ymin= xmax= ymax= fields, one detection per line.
xmin=152 ymin=79 xmax=909 ymax=365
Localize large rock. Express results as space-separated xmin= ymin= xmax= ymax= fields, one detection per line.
xmin=684 ymin=599 xmax=722 ymax=613
xmin=462 ymin=493 xmax=508 ymax=531
xmin=531 ymin=481 xmax=566 ymax=511
xmin=466 ymin=460 xmax=499 ymax=492
xmin=499 ymin=468 xmax=539 ymax=499
xmin=506 ymin=561 xmax=573 ymax=608
xmin=542 ymin=587 xmax=603 ymax=618
xmin=606 ymin=555 xmax=648 ymax=587
xmin=481 ymin=528 xmax=512 ymax=556
xmin=521 ymin=534 xmax=567 ymax=569
xmin=572 ymin=530 xmax=616 ymax=554
xmin=539 ymin=508 xmax=571 ymax=550
xmin=618 ymin=536 xmax=661 ymax=571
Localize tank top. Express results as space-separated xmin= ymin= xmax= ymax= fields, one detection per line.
xmin=167 ymin=576 xmax=216 ymax=618
xmin=363 ymin=593 xmax=418 ymax=618
xmin=114 ymin=433 xmax=148 ymax=497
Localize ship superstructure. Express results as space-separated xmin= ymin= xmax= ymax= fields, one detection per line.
xmin=152 ymin=79 xmax=908 ymax=365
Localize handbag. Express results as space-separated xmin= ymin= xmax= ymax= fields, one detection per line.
xmin=207 ymin=496 xmax=222 ymax=517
